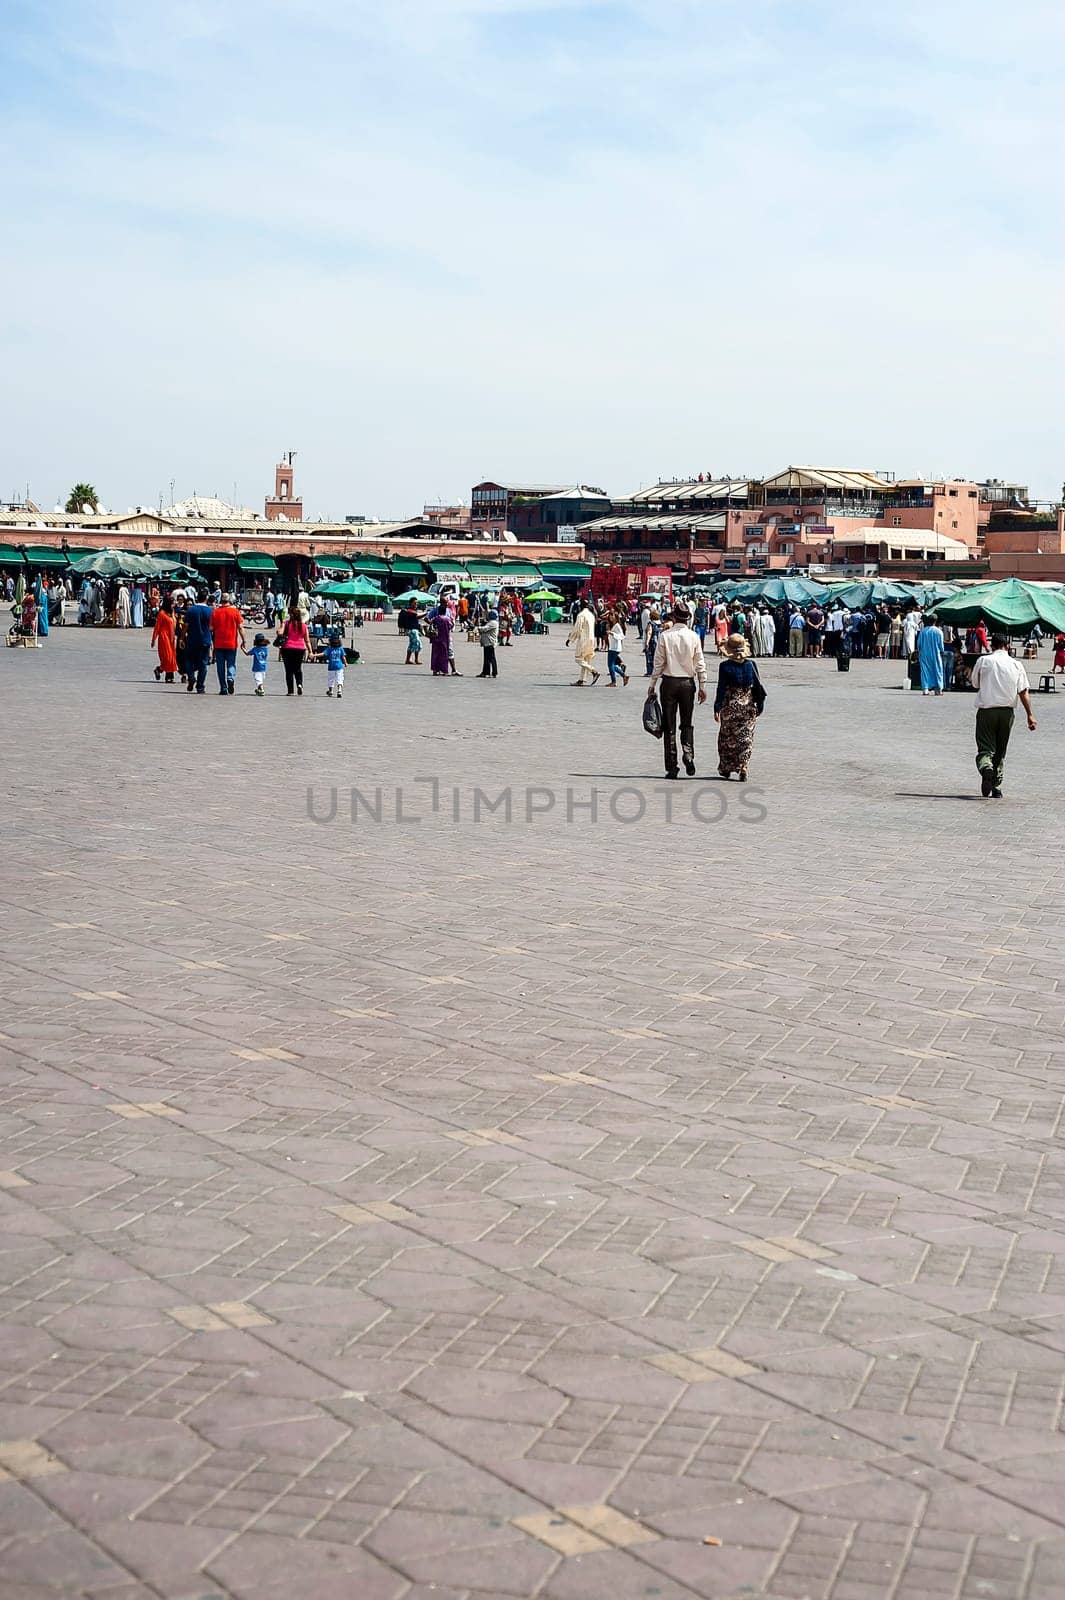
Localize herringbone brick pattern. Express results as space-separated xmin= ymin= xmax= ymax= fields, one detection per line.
xmin=1 ymin=625 xmax=1063 ymax=1598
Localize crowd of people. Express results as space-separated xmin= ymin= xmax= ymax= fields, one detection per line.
xmin=563 ymin=597 xmax=767 ymax=779
xmin=394 ymin=587 xmax=545 ymax=679
xmin=7 ymin=570 xmax=1045 ymax=798
xmin=564 ymin=590 xmax=1040 ymax=668
xmin=560 ymin=589 xmax=1042 ymax=795
xmin=142 ymin=585 xmax=350 ymax=698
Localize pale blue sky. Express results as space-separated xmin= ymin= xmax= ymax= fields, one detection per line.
xmin=2 ymin=0 xmax=1063 ymax=516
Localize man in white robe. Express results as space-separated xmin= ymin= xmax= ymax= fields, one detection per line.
xmin=566 ymin=602 xmax=599 ymax=686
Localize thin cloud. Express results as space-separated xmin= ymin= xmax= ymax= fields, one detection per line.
xmin=2 ymin=0 xmax=1062 ymax=509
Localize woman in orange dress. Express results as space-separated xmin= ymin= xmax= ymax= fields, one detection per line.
xmin=151 ymin=597 xmax=178 ymax=682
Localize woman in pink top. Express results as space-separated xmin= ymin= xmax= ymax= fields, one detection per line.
xmin=277 ymin=605 xmax=310 ymax=696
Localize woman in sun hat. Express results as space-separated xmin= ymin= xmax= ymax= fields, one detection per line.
xmin=714 ymin=633 xmax=764 ymax=781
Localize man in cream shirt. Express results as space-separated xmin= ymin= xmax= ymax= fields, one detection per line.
xmin=970 ymin=634 xmax=1036 ymax=797
xmin=647 ymin=602 xmax=708 ymax=778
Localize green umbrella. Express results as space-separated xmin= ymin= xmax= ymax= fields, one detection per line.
xmin=391 ymin=588 xmax=433 ymax=605
xmin=152 ymin=561 xmax=201 ymax=581
xmin=68 ymin=548 xmax=168 ymax=580
xmin=525 ymin=587 xmax=564 ymax=602
xmin=313 ymin=576 xmax=387 ymax=602
xmin=931 ymin=578 xmax=1065 ymax=633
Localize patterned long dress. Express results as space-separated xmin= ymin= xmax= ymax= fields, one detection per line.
xmin=717 ymin=685 xmax=758 ymax=775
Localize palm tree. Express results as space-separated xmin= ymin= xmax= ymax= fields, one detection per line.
xmin=65 ymin=483 xmax=100 ymax=514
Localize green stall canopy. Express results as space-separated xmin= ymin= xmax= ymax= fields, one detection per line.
xmin=463 ymin=559 xmax=512 ymax=577
xmin=21 ymin=546 xmax=69 ymax=566
xmin=193 ymin=551 xmax=233 ymax=567
xmin=730 ymin=576 xmax=830 ymax=604
xmin=536 ymin=561 xmax=592 ymax=580
xmin=931 ymin=578 xmax=1065 ymax=633
xmin=388 ymin=556 xmax=429 ymax=576
xmin=0 ymin=545 xmax=23 ymax=563
xmin=348 ymin=555 xmax=391 ymax=574
xmin=829 ymin=580 xmax=917 ymax=608
xmin=236 ymin=552 xmax=279 ymax=574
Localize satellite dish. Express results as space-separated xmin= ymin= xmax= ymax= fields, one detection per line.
xmin=81 ymin=503 xmax=94 ymax=514
xmin=53 ymin=504 xmax=62 ymax=513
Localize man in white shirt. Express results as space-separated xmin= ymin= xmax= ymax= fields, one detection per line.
xmin=647 ymin=603 xmax=707 ymax=778
xmin=970 ymin=635 xmax=1036 ymax=797
xmin=824 ymin=604 xmax=844 ymax=659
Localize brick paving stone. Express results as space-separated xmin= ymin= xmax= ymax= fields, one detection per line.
xmin=2 ymin=627 xmax=1065 ymax=1596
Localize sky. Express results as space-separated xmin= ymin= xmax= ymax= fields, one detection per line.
xmin=2 ymin=0 xmax=1064 ymax=518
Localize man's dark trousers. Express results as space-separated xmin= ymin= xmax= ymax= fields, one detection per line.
xmin=976 ymin=706 xmax=1014 ymax=790
xmin=185 ymin=652 xmax=209 ymax=693
xmin=660 ymin=675 xmax=695 ymax=776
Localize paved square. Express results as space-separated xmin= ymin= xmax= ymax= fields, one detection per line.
xmin=1 ymin=621 xmax=1063 ymax=1599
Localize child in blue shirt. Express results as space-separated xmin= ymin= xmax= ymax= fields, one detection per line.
xmin=324 ymin=631 xmax=346 ymax=698
xmin=245 ymin=632 xmax=270 ymax=696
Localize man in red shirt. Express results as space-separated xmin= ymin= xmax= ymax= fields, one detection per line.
xmin=210 ymin=593 xmax=245 ymax=695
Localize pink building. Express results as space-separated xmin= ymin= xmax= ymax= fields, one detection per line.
xmin=724 ymin=468 xmax=983 ymax=570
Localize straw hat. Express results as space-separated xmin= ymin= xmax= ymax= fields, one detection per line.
xmin=724 ymin=634 xmax=750 ymax=660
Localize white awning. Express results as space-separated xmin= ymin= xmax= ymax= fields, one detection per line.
xmin=836 ymin=527 xmax=971 ymax=556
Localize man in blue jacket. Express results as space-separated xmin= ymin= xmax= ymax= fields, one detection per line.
xmin=184 ymin=589 xmax=214 ymax=694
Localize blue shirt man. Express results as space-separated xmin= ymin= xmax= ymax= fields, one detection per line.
xmin=184 ymin=595 xmax=214 ymax=694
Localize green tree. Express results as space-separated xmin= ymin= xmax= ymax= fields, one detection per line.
xmin=65 ymin=483 xmax=100 ymax=513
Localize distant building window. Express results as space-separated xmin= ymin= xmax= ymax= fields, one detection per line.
xmin=969 ymin=490 xmax=977 ymax=498
xmin=891 ymin=516 xmax=901 ymax=526
xmin=948 ymin=488 xmax=958 ymax=497
xmin=952 ymin=520 xmax=958 ymax=528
